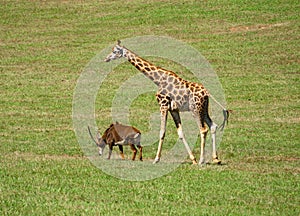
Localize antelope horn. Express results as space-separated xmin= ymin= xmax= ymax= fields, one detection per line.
xmin=87 ymin=126 xmax=99 ymax=146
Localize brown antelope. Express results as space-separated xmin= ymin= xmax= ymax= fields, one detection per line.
xmin=88 ymin=122 xmax=143 ymax=161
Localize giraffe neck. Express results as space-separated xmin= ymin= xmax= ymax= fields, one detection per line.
xmin=124 ymin=48 xmax=176 ymax=86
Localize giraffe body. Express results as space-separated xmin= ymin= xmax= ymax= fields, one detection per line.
xmin=105 ymin=41 xmax=222 ymax=165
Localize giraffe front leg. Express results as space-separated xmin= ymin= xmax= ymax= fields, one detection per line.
xmin=178 ymin=124 xmax=197 ymax=165
xmin=193 ymin=113 xmax=208 ymax=165
xmin=170 ymin=110 xmax=197 ymax=164
xmin=153 ymin=109 xmax=168 ymax=164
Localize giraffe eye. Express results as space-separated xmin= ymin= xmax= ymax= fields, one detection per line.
xmin=113 ymin=49 xmax=121 ymax=54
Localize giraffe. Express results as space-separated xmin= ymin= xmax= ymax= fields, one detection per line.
xmin=104 ymin=40 xmax=227 ymax=165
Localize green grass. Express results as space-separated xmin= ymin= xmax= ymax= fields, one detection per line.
xmin=1 ymin=0 xmax=299 ymax=215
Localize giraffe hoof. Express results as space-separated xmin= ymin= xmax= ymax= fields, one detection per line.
xmin=198 ymin=161 xmax=206 ymax=166
xmin=153 ymin=157 xmax=160 ymax=164
xmin=199 ymin=157 xmax=205 ymax=165
xmin=192 ymin=159 xmax=197 ymax=165
xmin=212 ymin=158 xmax=221 ymax=165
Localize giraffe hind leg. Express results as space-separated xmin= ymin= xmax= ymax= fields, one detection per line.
xmin=205 ymin=115 xmax=221 ymax=165
xmin=199 ymin=126 xmax=208 ymax=165
xmin=193 ymin=113 xmax=208 ymax=165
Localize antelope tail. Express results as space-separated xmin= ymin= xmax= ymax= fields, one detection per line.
xmin=87 ymin=126 xmax=99 ymax=146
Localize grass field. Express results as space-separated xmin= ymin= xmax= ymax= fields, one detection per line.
xmin=1 ymin=0 xmax=299 ymax=215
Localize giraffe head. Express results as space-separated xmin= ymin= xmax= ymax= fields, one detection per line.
xmin=104 ymin=40 xmax=127 ymax=62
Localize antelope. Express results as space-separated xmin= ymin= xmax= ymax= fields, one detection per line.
xmin=88 ymin=122 xmax=143 ymax=161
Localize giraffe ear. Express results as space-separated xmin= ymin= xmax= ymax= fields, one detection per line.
xmin=117 ymin=40 xmax=121 ymax=45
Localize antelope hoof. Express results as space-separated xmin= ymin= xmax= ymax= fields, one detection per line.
xmin=212 ymin=158 xmax=221 ymax=165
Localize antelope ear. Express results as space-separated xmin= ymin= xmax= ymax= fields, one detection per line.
xmin=117 ymin=40 xmax=121 ymax=45
xmin=96 ymin=131 xmax=101 ymax=140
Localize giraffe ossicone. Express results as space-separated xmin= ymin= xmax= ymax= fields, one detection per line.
xmin=105 ymin=40 xmax=227 ymax=165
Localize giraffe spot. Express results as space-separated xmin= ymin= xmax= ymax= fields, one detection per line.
xmin=156 ymin=94 xmax=162 ymax=100
xmin=161 ymin=89 xmax=168 ymax=95
xmin=153 ymin=73 xmax=160 ymax=80
xmin=176 ymin=95 xmax=182 ymax=101
xmin=158 ymin=69 xmax=166 ymax=74
xmin=148 ymin=76 xmax=154 ymax=81
xmin=145 ymin=67 xmax=151 ymax=71
xmin=167 ymin=76 xmax=174 ymax=83
xmin=193 ymin=85 xmax=201 ymax=90
xmin=150 ymin=66 xmax=156 ymax=71
xmin=143 ymin=62 xmax=150 ymax=68
xmin=161 ymin=99 xmax=168 ymax=104
xmin=167 ymin=84 xmax=173 ymax=92
xmin=179 ymin=90 xmax=185 ymax=95
xmin=161 ymin=81 xmax=169 ymax=88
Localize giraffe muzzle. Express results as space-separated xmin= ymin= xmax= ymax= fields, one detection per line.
xmin=104 ymin=57 xmax=111 ymax=62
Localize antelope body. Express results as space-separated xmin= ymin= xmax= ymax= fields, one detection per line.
xmin=88 ymin=122 xmax=143 ymax=161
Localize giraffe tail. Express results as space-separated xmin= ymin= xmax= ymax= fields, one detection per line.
xmin=219 ymin=109 xmax=232 ymax=131
xmin=209 ymin=94 xmax=232 ymax=131
xmin=219 ymin=109 xmax=228 ymax=131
